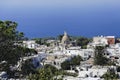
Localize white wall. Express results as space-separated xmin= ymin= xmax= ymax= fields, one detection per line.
xmin=65 ymin=48 xmax=94 ymax=59
xmin=23 ymin=40 xmax=38 ymax=49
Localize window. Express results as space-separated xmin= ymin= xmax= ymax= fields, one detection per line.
xmin=84 ymin=53 xmax=87 ymax=56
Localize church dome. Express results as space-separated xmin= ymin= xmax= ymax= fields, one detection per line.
xmin=61 ymin=31 xmax=69 ymax=44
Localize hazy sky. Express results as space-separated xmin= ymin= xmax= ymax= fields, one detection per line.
xmin=0 ymin=0 xmax=120 ymax=38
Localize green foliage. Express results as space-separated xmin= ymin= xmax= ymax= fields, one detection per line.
xmin=0 ymin=20 xmax=25 ymax=66
xmin=117 ymin=66 xmax=120 ymax=72
xmin=21 ymin=59 xmax=37 ymax=76
xmin=61 ymin=71 xmax=78 ymax=77
xmin=61 ymin=60 xmax=71 ymax=70
xmin=0 ymin=20 xmax=35 ymax=78
xmin=35 ymin=38 xmax=50 ymax=46
xmin=94 ymin=46 xmax=109 ymax=66
xmin=76 ymin=37 xmax=91 ymax=48
xmin=102 ymin=68 xmax=119 ymax=80
xmin=16 ymin=31 xmax=24 ymax=40
xmin=57 ymin=34 xmax=64 ymax=41
xmin=27 ymin=64 xmax=59 ymax=80
xmin=0 ymin=21 xmax=17 ymax=40
xmin=27 ymin=64 xmax=78 ymax=80
xmin=70 ymin=55 xmax=83 ymax=66
xmin=27 ymin=74 xmax=39 ymax=80
xmin=44 ymin=64 xmax=58 ymax=75
xmin=107 ymin=61 xmax=116 ymax=66
xmin=29 ymin=49 xmax=38 ymax=54
xmin=94 ymin=46 xmax=115 ymax=66
xmin=35 ymin=38 xmax=42 ymax=45
xmin=38 ymin=68 xmax=54 ymax=80
xmin=45 ymin=43 xmax=50 ymax=47
xmin=0 ymin=20 xmax=36 ymax=77
xmin=49 ymin=51 xmax=53 ymax=53
xmin=61 ymin=55 xmax=83 ymax=70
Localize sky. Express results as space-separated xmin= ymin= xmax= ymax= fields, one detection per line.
xmin=0 ymin=0 xmax=120 ymax=38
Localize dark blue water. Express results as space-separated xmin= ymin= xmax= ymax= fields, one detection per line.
xmin=0 ymin=0 xmax=120 ymax=38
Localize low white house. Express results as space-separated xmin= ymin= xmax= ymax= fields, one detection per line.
xmin=23 ymin=40 xmax=38 ymax=49
xmin=44 ymin=52 xmax=69 ymax=69
xmin=0 ymin=71 xmax=8 ymax=79
xmin=93 ymin=36 xmax=108 ymax=45
xmin=63 ymin=76 xmax=101 ymax=80
xmin=76 ymin=66 xmax=108 ymax=78
xmin=88 ymin=36 xmax=115 ymax=49
xmin=65 ymin=47 xmax=94 ymax=60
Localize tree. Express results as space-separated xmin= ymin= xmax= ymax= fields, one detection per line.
xmin=57 ymin=34 xmax=64 ymax=41
xmin=0 ymin=21 xmax=19 ymax=64
xmin=44 ymin=64 xmax=58 ymax=75
xmin=27 ymin=64 xmax=79 ymax=80
xmin=35 ymin=38 xmax=42 ymax=45
xmin=0 ymin=20 xmax=26 ymax=73
xmin=61 ymin=55 xmax=83 ymax=70
xmin=117 ymin=66 xmax=120 ymax=72
xmin=76 ymin=37 xmax=91 ymax=49
xmin=27 ymin=64 xmax=59 ymax=80
xmin=70 ymin=55 xmax=83 ymax=66
xmin=17 ymin=32 xmax=24 ymax=40
xmin=34 ymin=38 xmax=50 ymax=46
xmin=102 ymin=68 xmax=119 ymax=80
xmin=61 ymin=60 xmax=71 ymax=70
xmin=94 ymin=46 xmax=109 ymax=66
xmin=27 ymin=74 xmax=39 ymax=80
xmin=21 ymin=59 xmax=37 ymax=76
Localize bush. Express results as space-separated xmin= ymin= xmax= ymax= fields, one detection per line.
xmin=61 ymin=55 xmax=83 ymax=70
xmin=117 ymin=66 xmax=120 ymax=72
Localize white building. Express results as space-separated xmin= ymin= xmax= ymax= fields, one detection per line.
xmin=23 ymin=40 xmax=38 ymax=49
xmin=65 ymin=47 xmax=94 ymax=60
xmin=87 ymin=36 xmax=108 ymax=48
xmin=44 ymin=51 xmax=69 ymax=69
xmin=0 ymin=71 xmax=8 ymax=79
xmin=76 ymin=66 xmax=108 ymax=78
xmin=93 ymin=36 xmax=108 ymax=45
xmin=106 ymin=43 xmax=120 ymax=57
xmin=63 ymin=76 xmax=101 ymax=80
xmin=87 ymin=36 xmax=115 ymax=48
